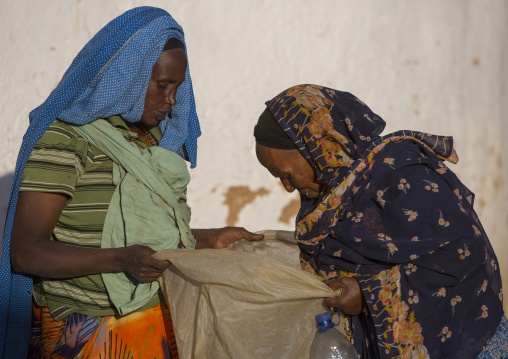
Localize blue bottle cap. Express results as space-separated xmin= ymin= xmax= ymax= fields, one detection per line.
xmin=316 ymin=312 xmax=335 ymax=332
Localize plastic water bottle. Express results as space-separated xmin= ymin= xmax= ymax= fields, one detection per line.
xmin=309 ymin=312 xmax=358 ymax=359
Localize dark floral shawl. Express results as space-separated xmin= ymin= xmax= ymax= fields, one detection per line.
xmin=265 ymin=84 xmax=503 ymax=359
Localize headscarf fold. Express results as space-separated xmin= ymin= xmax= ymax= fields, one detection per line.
xmin=264 ymin=84 xmax=503 ymax=358
xmin=0 ymin=7 xmax=200 ymax=356
xmin=266 ymin=84 xmax=386 ymax=187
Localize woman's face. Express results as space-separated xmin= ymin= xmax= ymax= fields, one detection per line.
xmin=140 ymin=48 xmax=187 ymax=128
xmin=256 ymin=143 xmax=322 ymax=199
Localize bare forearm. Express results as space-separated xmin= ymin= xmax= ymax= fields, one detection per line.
xmin=192 ymin=228 xmax=218 ymax=249
xmin=192 ymin=227 xmax=264 ymax=249
xmin=11 ymin=238 xmax=126 ymax=278
xmin=11 ymin=192 xmax=167 ymax=283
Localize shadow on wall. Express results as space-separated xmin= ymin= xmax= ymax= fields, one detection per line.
xmin=1 ymin=172 xmax=15 ymax=245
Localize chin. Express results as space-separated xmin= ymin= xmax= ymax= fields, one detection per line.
xmin=140 ymin=118 xmax=159 ymax=128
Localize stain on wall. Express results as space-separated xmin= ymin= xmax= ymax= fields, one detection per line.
xmin=278 ymin=198 xmax=300 ymax=224
xmin=223 ymin=186 xmax=269 ymax=226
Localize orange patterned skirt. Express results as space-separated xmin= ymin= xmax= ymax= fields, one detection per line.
xmin=28 ymin=299 xmax=179 ymax=359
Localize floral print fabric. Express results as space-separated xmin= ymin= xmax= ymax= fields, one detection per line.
xmin=265 ymin=84 xmax=504 ymax=358
xmin=29 ymin=299 xmax=178 ymax=358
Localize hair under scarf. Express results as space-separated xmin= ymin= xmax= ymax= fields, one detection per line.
xmin=263 ymin=84 xmax=503 ymax=358
xmin=0 ymin=7 xmax=200 ymax=356
xmin=254 ymin=107 xmax=297 ymax=150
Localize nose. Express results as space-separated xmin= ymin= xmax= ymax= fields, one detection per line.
xmin=165 ymin=87 xmax=177 ymax=106
xmin=280 ymin=178 xmax=295 ymax=193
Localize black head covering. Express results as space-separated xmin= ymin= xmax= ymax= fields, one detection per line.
xmin=254 ymin=107 xmax=297 ymax=150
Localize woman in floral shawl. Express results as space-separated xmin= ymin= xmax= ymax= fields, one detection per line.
xmin=254 ymin=84 xmax=506 ymax=358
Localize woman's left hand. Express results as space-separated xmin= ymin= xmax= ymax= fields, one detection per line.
xmin=323 ymin=276 xmax=366 ymax=316
xmin=194 ymin=227 xmax=264 ymax=249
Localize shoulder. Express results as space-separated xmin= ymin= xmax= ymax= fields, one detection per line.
xmin=33 ymin=119 xmax=91 ymax=150
xmin=30 ymin=120 xmax=94 ymax=164
xmin=42 ymin=119 xmax=82 ymax=140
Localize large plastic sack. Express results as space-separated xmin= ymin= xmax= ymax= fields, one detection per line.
xmin=153 ymin=230 xmax=344 ymax=359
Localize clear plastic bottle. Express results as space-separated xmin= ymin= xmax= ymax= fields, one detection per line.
xmin=309 ymin=312 xmax=358 ymax=359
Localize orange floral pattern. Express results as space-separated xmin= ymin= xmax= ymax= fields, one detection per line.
xmin=29 ymin=300 xmax=178 ymax=358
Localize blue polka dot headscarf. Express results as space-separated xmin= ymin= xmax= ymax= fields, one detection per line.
xmin=0 ymin=7 xmax=200 ymax=356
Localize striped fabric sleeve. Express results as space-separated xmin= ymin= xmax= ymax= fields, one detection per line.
xmin=20 ymin=121 xmax=89 ymax=198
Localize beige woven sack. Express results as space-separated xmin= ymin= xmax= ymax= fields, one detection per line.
xmin=154 ymin=230 xmax=344 ymax=359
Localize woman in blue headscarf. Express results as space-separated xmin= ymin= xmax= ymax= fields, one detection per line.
xmin=1 ymin=7 xmax=261 ymax=358
xmin=254 ymin=84 xmax=506 ymax=358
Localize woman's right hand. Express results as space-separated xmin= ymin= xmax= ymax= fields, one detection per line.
xmin=120 ymin=245 xmax=170 ymax=283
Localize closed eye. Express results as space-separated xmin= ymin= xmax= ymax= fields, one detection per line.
xmin=158 ymin=82 xmax=170 ymax=89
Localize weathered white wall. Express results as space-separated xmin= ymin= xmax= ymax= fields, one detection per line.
xmin=1 ymin=0 xmax=507 ymax=309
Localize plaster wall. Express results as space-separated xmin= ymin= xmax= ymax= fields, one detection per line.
xmin=1 ymin=0 xmax=507 ymax=310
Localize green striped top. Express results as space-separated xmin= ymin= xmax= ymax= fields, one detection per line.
xmin=20 ymin=116 xmax=164 ymax=321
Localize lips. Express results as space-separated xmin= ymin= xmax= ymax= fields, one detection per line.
xmin=154 ymin=109 xmax=171 ymax=122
